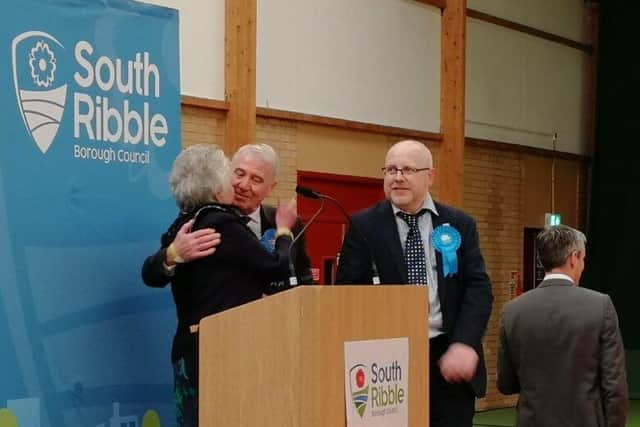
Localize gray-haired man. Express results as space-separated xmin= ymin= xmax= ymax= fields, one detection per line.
xmin=142 ymin=143 xmax=312 ymax=287
xmin=498 ymin=225 xmax=627 ymax=427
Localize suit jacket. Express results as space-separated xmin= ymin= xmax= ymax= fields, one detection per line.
xmin=497 ymin=278 xmax=628 ymax=427
xmin=142 ymin=204 xmax=313 ymax=287
xmin=335 ymin=199 xmax=493 ymax=397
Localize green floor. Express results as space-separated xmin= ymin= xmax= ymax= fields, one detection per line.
xmin=473 ymin=400 xmax=640 ymax=426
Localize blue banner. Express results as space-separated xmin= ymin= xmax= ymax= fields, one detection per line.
xmin=0 ymin=1 xmax=181 ymax=426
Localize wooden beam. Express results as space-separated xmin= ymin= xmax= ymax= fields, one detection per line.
xmin=467 ymin=8 xmax=593 ymax=53
xmin=225 ymin=0 xmax=256 ymax=153
xmin=414 ymin=0 xmax=447 ymax=9
xmin=256 ymin=107 xmax=443 ymax=142
xmin=439 ymin=0 xmax=466 ymax=207
xmin=465 ymin=137 xmax=591 ymax=162
xmin=181 ymin=95 xmax=230 ymax=111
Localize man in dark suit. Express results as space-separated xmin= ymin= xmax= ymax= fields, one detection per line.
xmin=497 ymin=225 xmax=627 ymax=427
xmin=336 ymin=140 xmax=493 ymax=427
xmin=142 ymin=143 xmax=312 ymax=287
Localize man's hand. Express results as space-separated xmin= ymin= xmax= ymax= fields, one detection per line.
xmin=275 ymin=198 xmax=297 ymax=231
xmin=439 ymin=343 xmax=479 ymax=383
xmin=165 ymin=219 xmax=221 ymax=266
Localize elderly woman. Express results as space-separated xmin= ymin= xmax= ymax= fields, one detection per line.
xmin=147 ymin=144 xmax=296 ymax=427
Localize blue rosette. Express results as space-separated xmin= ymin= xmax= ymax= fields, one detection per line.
xmin=260 ymin=228 xmax=276 ymax=252
xmin=432 ymin=224 xmax=461 ymax=277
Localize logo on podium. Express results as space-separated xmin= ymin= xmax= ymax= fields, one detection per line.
xmin=349 ymin=363 xmax=369 ymax=417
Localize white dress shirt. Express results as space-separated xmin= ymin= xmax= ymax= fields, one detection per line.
xmin=245 ymin=207 xmax=262 ymax=238
xmin=542 ymin=273 xmax=574 ymax=284
xmin=392 ymin=195 xmax=444 ymax=338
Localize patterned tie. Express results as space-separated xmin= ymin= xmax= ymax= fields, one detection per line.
xmin=397 ymin=210 xmax=428 ymax=285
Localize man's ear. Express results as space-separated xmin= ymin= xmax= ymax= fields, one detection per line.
xmin=427 ymin=168 xmax=436 ymax=188
xmin=568 ymin=251 xmax=579 ymax=269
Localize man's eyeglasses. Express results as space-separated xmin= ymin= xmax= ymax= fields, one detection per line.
xmin=382 ymin=166 xmax=431 ymax=176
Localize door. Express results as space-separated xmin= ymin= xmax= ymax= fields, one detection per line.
xmin=297 ymin=171 xmax=384 ymax=284
xmin=523 ymin=227 xmax=545 ymax=292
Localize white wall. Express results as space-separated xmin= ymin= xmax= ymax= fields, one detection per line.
xmin=137 ymin=0 xmax=590 ymax=154
xmin=467 ymin=0 xmax=587 ymax=43
xmin=466 ymin=7 xmax=589 ymax=155
xmin=257 ymin=0 xmax=441 ymax=133
xmin=138 ymin=0 xmax=225 ymax=99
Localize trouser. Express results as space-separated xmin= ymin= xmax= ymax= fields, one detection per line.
xmin=429 ymin=334 xmax=476 ymax=427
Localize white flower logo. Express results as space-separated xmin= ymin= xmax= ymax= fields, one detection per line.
xmin=28 ymin=41 xmax=57 ymax=88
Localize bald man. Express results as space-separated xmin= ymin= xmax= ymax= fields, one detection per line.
xmin=337 ymin=140 xmax=493 ymax=427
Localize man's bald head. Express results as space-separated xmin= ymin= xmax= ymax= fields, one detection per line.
xmin=383 ymin=140 xmax=435 ymax=213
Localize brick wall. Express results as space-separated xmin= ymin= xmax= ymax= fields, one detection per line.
xmin=462 ymin=146 xmax=588 ymax=410
xmin=181 ymin=105 xmax=225 ymax=148
xmin=256 ymin=117 xmax=298 ymax=206
xmin=463 ymin=145 xmax=522 ymax=410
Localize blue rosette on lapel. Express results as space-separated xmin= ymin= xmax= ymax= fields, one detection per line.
xmin=260 ymin=228 xmax=276 ymax=252
xmin=432 ymin=223 xmax=461 ymax=277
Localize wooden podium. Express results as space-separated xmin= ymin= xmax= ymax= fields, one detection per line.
xmin=198 ymin=285 xmax=429 ymax=426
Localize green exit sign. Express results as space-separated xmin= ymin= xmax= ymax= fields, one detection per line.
xmin=545 ymin=213 xmax=562 ymax=226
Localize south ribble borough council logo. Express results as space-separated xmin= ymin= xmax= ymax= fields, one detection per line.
xmin=12 ymin=31 xmax=68 ymax=154
xmin=349 ymin=363 xmax=369 ymax=418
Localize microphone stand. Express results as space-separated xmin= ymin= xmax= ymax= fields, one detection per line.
xmin=314 ymin=193 xmax=381 ymax=285
xmin=288 ymin=197 xmax=325 ymax=286
xmin=296 ymin=185 xmax=381 ymax=285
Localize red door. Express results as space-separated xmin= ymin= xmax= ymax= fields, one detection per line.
xmin=297 ymin=171 xmax=384 ymax=284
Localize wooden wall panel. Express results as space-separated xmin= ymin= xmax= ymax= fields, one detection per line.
xmin=522 ymin=155 xmax=552 ymax=227
xmin=555 ymin=158 xmax=580 ymax=228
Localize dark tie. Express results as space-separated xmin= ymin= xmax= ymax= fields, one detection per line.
xmin=397 ymin=210 xmax=428 ymax=285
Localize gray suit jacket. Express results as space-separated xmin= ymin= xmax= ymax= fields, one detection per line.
xmin=497 ymin=278 xmax=628 ymax=427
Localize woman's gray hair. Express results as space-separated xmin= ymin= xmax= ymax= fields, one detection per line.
xmin=169 ymin=144 xmax=230 ymax=212
xmin=535 ymin=225 xmax=587 ymax=272
xmin=232 ymin=143 xmax=279 ymax=180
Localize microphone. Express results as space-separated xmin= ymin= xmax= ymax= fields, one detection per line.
xmin=295 ymin=185 xmax=381 ymax=285
xmin=295 ymin=185 xmax=321 ymax=200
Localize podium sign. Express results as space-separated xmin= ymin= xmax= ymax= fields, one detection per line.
xmin=345 ymin=338 xmax=409 ymax=427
